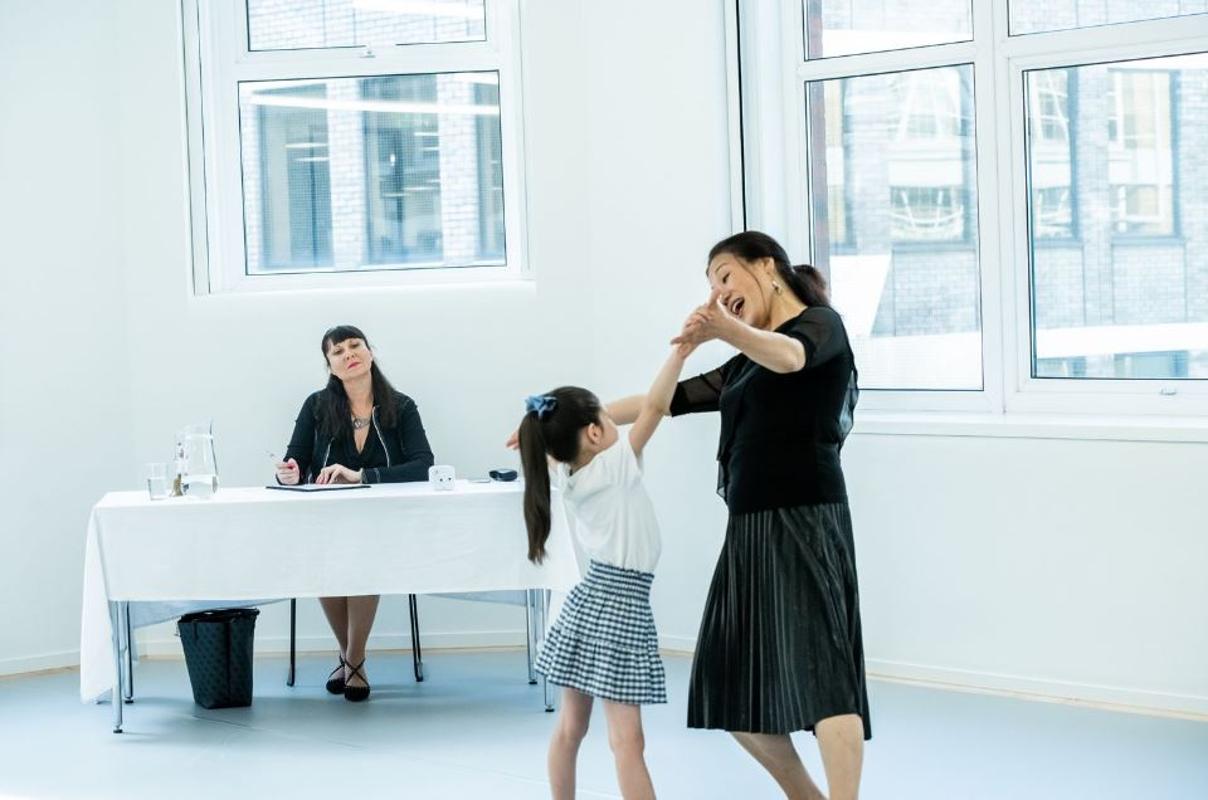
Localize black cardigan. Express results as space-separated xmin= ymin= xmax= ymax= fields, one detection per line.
xmin=283 ymin=390 xmax=435 ymax=484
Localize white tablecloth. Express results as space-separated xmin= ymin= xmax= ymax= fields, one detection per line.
xmin=80 ymin=480 xmax=579 ymax=701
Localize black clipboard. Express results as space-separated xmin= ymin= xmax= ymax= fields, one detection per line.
xmin=266 ymin=483 xmax=371 ymax=492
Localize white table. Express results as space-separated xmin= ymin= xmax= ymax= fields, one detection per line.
xmin=81 ymin=480 xmax=580 ymax=732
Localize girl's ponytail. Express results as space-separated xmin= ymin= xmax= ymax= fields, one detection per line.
xmin=519 ymin=412 xmax=552 ymax=564
xmin=516 ymin=387 xmax=603 ymax=564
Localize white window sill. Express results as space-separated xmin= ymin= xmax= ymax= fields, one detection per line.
xmin=197 ymin=267 xmax=534 ymax=298
xmin=853 ymin=411 xmax=1208 ymax=443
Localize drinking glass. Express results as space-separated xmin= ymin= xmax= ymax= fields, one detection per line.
xmin=146 ymin=462 xmax=170 ymax=500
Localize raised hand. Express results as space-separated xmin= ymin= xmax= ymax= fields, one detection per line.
xmin=671 ymin=288 xmax=737 ymax=350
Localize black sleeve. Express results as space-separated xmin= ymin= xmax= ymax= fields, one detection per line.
xmin=669 ymin=358 xmax=735 ymax=416
xmin=782 ymin=307 xmax=848 ymax=371
xmin=282 ymin=394 xmax=317 ymax=482
xmin=363 ymin=397 xmax=435 ymax=484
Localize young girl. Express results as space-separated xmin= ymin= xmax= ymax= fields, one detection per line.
xmin=518 ymin=349 xmax=688 ymax=800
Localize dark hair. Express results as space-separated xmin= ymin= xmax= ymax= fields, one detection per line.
xmin=316 ymin=325 xmax=399 ymax=438
xmin=518 ymin=387 xmax=603 ymax=564
xmin=707 ymin=230 xmax=830 ymax=308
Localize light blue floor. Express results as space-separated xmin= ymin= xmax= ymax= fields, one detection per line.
xmin=0 ymin=650 xmax=1205 ymax=799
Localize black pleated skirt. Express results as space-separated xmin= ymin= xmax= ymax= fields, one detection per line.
xmin=687 ymin=502 xmax=871 ymax=739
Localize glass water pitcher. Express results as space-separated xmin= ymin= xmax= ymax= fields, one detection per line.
xmin=178 ymin=422 xmax=219 ymax=499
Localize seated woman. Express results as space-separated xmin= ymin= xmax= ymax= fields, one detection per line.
xmin=275 ymin=324 xmax=435 ymax=701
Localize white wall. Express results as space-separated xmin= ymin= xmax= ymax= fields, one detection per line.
xmin=576 ymin=0 xmax=738 ymax=653
xmin=105 ymin=0 xmax=601 ymax=655
xmin=846 ymin=432 xmax=1208 ymax=715
xmin=0 ymin=0 xmax=598 ymax=669
xmin=0 ymin=2 xmax=137 ymax=674
xmin=0 ymin=0 xmax=1204 ymax=718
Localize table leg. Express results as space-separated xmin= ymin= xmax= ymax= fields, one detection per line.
xmin=122 ymin=602 xmax=134 ymax=704
xmin=408 ymin=594 xmax=425 ymax=682
xmin=109 ymin=602 xmax=124 ymax=734
xmin=524 ymin=590 xmax=537 ymax=685
xmin=537 ymin=590 xmax=554 ymax=712
xmin=287 ymin=599 xmax=296 ymax=687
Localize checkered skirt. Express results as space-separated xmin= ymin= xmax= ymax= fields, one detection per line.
xmin=535 ymin=560 xmax=667 ymax=705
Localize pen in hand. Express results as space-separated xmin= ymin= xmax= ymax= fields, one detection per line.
xmin=269 ymin=451 xmax=301 ymax=485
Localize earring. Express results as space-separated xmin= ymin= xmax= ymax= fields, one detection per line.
xmin=771 ymin=281 xmax=782 ymax=295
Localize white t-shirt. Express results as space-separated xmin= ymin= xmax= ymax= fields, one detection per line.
xmin=557 ymin=436 xmax=662 ymax=574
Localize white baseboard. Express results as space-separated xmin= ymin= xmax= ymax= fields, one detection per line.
xmin=6 ymin=638 xmax=1205 ymax=721
xmin=0 ymin=650 xmax=80 ymax=678
xmin=655 ymin=636 xmax=1207 ymax=721
xmin=865 ymin=658 xmax=1208 ymax=721
xmin=136 ymin=629 xmax=529 ymax=659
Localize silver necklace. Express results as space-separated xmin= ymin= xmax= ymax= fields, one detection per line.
xmin=351 ymin=414 xmax=371 ymax=430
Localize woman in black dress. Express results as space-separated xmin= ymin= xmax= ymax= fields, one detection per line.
xmin=275 ymin=325 xmax=435 ymax=701
xmin=611 ymin=231 xmax=869 ymax=798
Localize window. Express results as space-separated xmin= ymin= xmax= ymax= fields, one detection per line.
xmin=739 ymin=1 xmax=1208 ymax=415
xmin=807 ymin=66 xmax=981 ymax=392
xmin=889 ymin=69 xmax=974 ymax=244
xmin=359 ymin=75 xmax=444 ymax=266
xmin=1027 ymin=70 xmax=1076 ymax=240
xmin=246 ymin=0 xmax=487 ymax=51
xmin=184 ymin=0 xmax=524 ymax=293
xmin=804 ymin=0 xmax=972 ymax=59
xmin=1027 ymin=55 xmax=1203 ymax=382
xmin=252 ymin=83 xmax=334 ymax=269
xmin=890 ymin=186 xmax=966 ymax=241
xmin=1009 ymin=1 xmax=1208 ymax=36
xmin=1106 ymin=70 xmax=1175 ymax=237
xmin=821 ymin=84 xmax=850 ymax=248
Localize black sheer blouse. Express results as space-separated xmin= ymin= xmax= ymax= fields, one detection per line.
xmin=669 ymin=306 xmax=858 ymax=514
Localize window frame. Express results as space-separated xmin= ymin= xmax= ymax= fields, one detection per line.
xmin=734 ymin=0 xmax=1208 ymax=417
xmin=182 ymin=0 xmax=529 ymax=295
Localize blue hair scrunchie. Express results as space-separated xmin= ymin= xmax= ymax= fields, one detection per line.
xmin=525 ymin=394 xmax=558 ymax=420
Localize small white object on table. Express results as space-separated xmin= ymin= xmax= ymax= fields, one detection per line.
xmin=80 ymin=480 xmax=579 ymax=729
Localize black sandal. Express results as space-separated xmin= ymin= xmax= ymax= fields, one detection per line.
xmin=325 ymin=656 xmax=346 ymax=695
xmin=343 ymin=659 xmax=371 ymax=702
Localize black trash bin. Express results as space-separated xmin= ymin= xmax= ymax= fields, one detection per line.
xmin=177 ymin=608 xmax=260 ymax=709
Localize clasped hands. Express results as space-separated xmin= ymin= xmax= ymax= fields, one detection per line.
xmin=670 ymin=287 xmax=740 ymax=357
